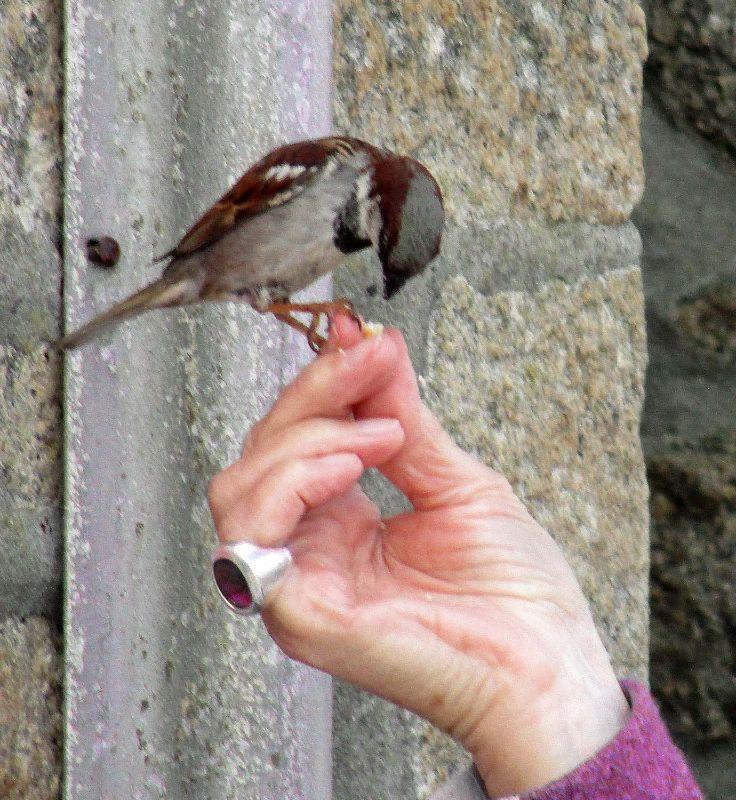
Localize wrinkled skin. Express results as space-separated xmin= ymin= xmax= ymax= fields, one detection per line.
xmin=208 ymin=317 xmax=629 ymax=797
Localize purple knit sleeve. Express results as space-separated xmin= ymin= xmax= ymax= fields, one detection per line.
xmin=518 ymin=680 xmax=703 ymax=800
xmin=428 ymin=681 xmax=703 ymax=800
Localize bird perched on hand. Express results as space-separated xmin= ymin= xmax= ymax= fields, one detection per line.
xmin=56 ymin=136 xmax=444 ymax=352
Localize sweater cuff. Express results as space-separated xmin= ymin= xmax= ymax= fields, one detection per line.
xmin=514 ymin=679 xmax=702 ymax=800
xmin=428 ymin=681 xmax=702 ymax=800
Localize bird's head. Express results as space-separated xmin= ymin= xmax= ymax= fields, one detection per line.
xmin=368 ymin=156 xmax=445 ymax=299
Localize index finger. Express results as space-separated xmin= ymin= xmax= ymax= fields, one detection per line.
xmin=255 ymin=326 xmax=401 ymax=439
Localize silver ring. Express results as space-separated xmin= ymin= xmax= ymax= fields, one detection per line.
xmin=212 ymin=541 xmax=292 ymax=615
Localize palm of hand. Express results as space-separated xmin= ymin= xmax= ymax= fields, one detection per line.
xmin=266 ymin=458 xmax=590 ymax=746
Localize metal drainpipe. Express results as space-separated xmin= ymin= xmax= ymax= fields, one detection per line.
xmin=62 ymin=2 xmax=332 ymax=798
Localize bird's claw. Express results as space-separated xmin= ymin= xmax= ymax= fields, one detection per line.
xmin=268 ymin=299 xmax=363 ymax=354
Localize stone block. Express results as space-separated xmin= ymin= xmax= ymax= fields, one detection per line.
xmin=0 ymin=0 xmax=63 ymax=619
xmin=647 ymin=436 xmax=736 ymax=742
xmin=334 ymin=681 xmax=468 ymax=799
xmin=677 ymin=277 xmax=736 ymax=361
xmin=336 ymin=219 xmax=642 ymax=377
xmin=334 ymin=263 xmax=649 ymax=799
xmin=0 ymin=345 xmax=61 ymax=619
xmin=426 ymin=268 xmax=649 ymax=677
xmin=0 ymin=617 xmax=62 ymax=800
xmin=334 ymin=0 xmax=647 ymax=225
xmin=634 ymin=98 xmax=736 ymax=447
xmin=635 ymin=93 xmax=736 ymax=794
xmin=332 ymin=3 xmax=649 ymax=796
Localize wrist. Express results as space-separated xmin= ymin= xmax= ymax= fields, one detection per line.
xmin=470 ymin=661 xmax=630 ymax=798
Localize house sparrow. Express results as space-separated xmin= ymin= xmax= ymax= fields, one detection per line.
xmin=56 ymin=136 xmax=444 ymax=352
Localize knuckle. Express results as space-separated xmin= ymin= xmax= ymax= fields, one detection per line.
xmin=272 ymin=458 xmax=318 ymax=510
xmin=281 ymin=457 xmax=310 ymax=487
xmin=219 ymin=515 xmax=247 ymax=544
xmin=292 ymin=365 xmax=332 ymax=406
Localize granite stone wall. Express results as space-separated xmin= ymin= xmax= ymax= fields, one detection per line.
xmin=635 ymin=99 xmax=736 ymax=756
xmin=0 ymin=0 xmax=62 ymax=617
xmin=635 ymin=52 xmax=736 ymax=800
xmin=0 ymin=0 xmax=63 ymax=795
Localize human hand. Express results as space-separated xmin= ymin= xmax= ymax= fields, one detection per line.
xmin=208 ymin=317 xmax=629 ymax=797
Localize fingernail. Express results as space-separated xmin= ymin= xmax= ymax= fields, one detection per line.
xmin=341 ymin=328 xmax=392 ymax=365
xmin=362 ymin=321 xmax=384 ymax=339
xmin=354 ymin=418 xmax=402 ymax=437
xmin=329 ymin=312 xmax=364 ymax=347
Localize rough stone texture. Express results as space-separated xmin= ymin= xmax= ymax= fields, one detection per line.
xmin=336 ymin=219 xmax=643 ymax=381
xmin=334 ymin=264 xmax=650 ymax=799
xmin=334 ymin=0 xmax=647 ymax=226
xmin=647 ymin=438 xmax=736 ymax=742
xmin=0 ymin=346 xmax=62 ymax=620
xmin=0 ymin=617 xmax=62 ymax=800
xmin=335 ymin=228 xmax=648 ymax=799
xmin=634 ymin=94 xmax=736 ymax=797
xmin=0 ymin=0 xmax=61 ymax=244
xmin=643 ymin=0 xmax=736 ymax=154
xmin=334 ymin=684 xmax=465 ymax=800
xmin=634 ymin=98 xmax=736 ymax=446
xmin=677 ymin=277 xmax=736 ymax=361
xmin=0 ymin=0 xmax=63 ymax=619
xmin=0 ymin=1 xmax=63 ymax=797
xmin=681 ymin=742 xmax=736 ymax=800
xmin=427 ymin=269 xmax=649 ymax=677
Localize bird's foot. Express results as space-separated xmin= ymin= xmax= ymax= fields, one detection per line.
xmin=266 ymin=299 xmax=363 ymax=353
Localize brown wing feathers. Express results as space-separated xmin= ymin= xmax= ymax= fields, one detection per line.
xmin=167 ymin=137 xmax=376 ymax=261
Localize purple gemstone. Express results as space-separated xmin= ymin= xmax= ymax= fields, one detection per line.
xmin=213 ymin=559 xmax=253 ymax=609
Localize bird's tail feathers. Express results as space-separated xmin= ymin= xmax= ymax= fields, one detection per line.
xmin=54 ymin=275 xmax=199 ymax=350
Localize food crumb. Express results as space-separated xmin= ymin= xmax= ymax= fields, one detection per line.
xmin=362 ymin=321 xmax=384 ymax=338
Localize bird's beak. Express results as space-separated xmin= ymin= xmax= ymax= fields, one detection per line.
xmin=383 ymin=271 xmax=408 ymax=299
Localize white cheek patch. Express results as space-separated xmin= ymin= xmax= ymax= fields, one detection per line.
xmin=264 ymin=163 xmax=307 ymax=182
xmin=355 ymin=172 xmax=380 ymax=243
xmin=355 ymin=171 xmax=371 ymax=211
xmin=367 ymin=196 xmax=382 ymax=245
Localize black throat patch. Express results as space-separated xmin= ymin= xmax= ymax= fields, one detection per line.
xmin=333 ymin=189 xmax=371 ymax=254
